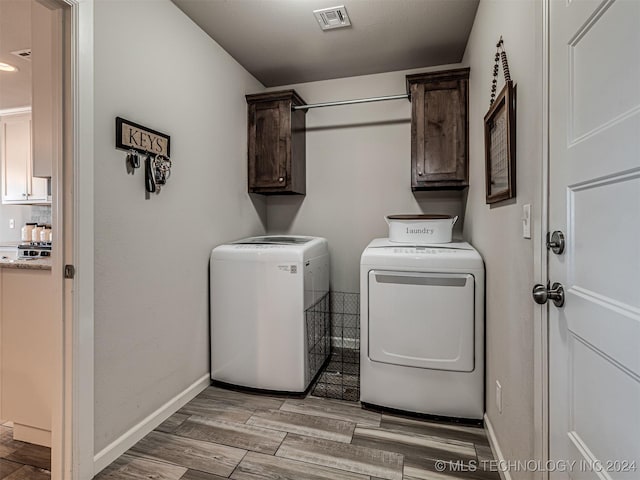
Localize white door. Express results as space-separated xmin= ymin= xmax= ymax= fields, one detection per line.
xmin=549 ymin=0 xmax=640 ymax=479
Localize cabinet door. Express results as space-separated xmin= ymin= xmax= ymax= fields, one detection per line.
xmin=28 ymin=175 xmax=48 ymax=202
xmin=1 ymin=114 xmax=31 ymax=203
xmin=248 ymin=100 xmax=289 ymax=189
xmin=411 ymin=78 xmax=468 ymax=189
xmin=31 ymin=0 xmax=62 ymax=178
xmin=1 ymin=268 xmax=54 ymax=437
xmin=1 ymin=113 xmax=50 ymax=204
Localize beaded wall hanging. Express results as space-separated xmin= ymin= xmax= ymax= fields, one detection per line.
xmin=484 ymin=37 xmax=516 ymax=204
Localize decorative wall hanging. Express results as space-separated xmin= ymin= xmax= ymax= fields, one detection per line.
xmin=115 ymin=117 xmax=172 ymax=196
xmin=484 ymin=37 xmax=516 ymax=204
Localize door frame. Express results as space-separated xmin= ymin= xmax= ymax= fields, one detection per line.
xmin=535 ymin=1 xmax=551 ymax=479
xmin=51 ymin=0 xmax=94 ymax=478
xmin=51 ymin=2 xmax=555 ymax=479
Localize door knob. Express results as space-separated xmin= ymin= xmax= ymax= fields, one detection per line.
xmin=532 ymin=282 xmax=565 ymax=307
xmin=546 ymin=230 xmax=565 ymax=255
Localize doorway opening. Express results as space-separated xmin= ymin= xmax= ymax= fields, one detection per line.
xmin=0 ymin=0 xmax=80 ymax=478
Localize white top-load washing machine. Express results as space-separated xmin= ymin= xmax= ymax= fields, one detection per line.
xmin=210 ymin=236 xmax=329 ymax=393
xmin=360 ymin=239 xmax=484 ymax=420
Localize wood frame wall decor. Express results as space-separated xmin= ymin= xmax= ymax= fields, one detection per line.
xmin=115 ymin=117 xmax=171 ymax=157
xmin=484 ymin=80 xmax=516 ymax=204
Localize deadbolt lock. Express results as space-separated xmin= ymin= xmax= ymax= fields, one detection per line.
xmin=546 ymin=230 xmax=565 ymax=255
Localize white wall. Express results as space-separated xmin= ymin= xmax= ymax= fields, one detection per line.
xmin=0 ymin=204 xmax=27 ymax=242
xmin=462 ymin=0 xmax=542 ymax=477
xmin=266 ymin=66 xmax=465 ymax=292
xmin=93 ymin=0 xmax=265 ymax=453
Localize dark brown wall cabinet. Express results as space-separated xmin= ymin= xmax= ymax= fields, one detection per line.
xmin=246 ymin=90 xmax=307 ymax=195
xmin=406 ymin=68 xmax=470 ymax=191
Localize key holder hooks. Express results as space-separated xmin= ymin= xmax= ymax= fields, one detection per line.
xmin=151 ymin=154 xmax=172 ymax=194
xmin=128 ymin=149 xmax=174 ymax=196
xmin=125 ymin=148 xmax=141 ymax=174
xmin=143 ymin=153 xmax=173 ymax=195
xmin=115 ymin=117 xmax=173 ymax=198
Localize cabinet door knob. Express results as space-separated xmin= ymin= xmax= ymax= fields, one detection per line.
xmin=278 ymin=177 xmax=284 ymax=182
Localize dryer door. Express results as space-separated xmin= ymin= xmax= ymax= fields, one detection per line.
xmin=368 ymin=270 xmax=475 ymax=372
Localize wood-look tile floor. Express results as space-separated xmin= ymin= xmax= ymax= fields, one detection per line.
xmin=0 ymin=422 xmax=51 ymax=479
xmin=98 ymin=387 xmax=500 ymax=480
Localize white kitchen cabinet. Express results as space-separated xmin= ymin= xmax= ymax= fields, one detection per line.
xmin=31 ymin=0 xmax=62 ymax=178
xmin=0 ymin=266 xmax=54 ymax=447
xmin=1 ymin=112 xmax=49 ymax=205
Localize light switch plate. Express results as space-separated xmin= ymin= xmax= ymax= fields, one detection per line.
xmin=522 ymin=204 xmax=531 ymax=239
xmin=9 ymin=219 xmax=15 ymax=229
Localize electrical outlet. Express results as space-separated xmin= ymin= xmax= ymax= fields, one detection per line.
xmin=522 ymin=204 xmax=531 ymax=239
xmin=9 ymin=219 xmax=15 ymax=229
xmin=496 ymin=380 xmax=503 ymax=414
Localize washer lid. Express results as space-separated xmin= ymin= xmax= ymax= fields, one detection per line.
xmin=386 ymin=214 xmax=455 ymax=220
xmin=234 ymin=236 xmax=314 ymax=245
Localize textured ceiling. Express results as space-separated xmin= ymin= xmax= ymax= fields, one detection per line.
xmin=172 ymin=0 xmax=479 ymax=87
xmin=0 ymin=0 xmax=32 ymax=110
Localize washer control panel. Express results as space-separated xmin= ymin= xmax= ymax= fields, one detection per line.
xmin=390 ymin=247 xmax=461 ymax=255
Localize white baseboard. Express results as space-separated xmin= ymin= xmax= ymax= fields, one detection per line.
xmin=13 ymin=423 xmax=51 ymax=448
xmin=484 ymin=413 xmax=513 ymax=480
xmin=330 ymin=337 xmax=360 ymax=349
xmin=93 ymin=374 xmax=210 ymax=475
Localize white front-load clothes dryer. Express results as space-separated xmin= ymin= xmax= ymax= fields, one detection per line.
xmin=360 ymin=239 xmax=485 ymax=419
xmin=210 ymin=236 xmax=330 ymax=393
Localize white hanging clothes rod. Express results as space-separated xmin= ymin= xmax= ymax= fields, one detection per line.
xmin=292 ymin=93 xmax=409 ymax=110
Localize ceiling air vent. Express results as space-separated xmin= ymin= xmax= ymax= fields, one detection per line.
xmin=11 ymin=49 xmax=32 ymax=61
xmin=313 ymin=6 xmax=351 ymax=31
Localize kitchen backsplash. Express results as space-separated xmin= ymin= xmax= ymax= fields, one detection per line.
xmin=29 ymin=206 xmax=52 ymax=225
xmin=0 ymin=205 xmax=52 ymax=243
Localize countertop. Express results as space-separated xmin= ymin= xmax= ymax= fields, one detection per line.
xmin=0 ymin=257 xmax=52 ymax=270
xmin=0 ymin=242 xmax=21 ymax=248
xmin=0 ymin=241 xmax=51 ymax=270
xmin=0 ymin=241 xmax=53 ymax=270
